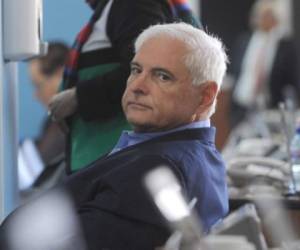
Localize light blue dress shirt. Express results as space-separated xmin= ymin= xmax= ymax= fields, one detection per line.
xmin=110 ymin=120 xmax=210 ymax=154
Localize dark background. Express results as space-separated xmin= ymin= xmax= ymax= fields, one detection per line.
xmin=201 ymin=0 xmax=255 ymax=69
xmin=200 ymin=0 xmax=300 ymax=71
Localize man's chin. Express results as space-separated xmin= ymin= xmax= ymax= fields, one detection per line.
xmin=129 ymin=121 xmax=155 ymax=133
xmin=126 ymin=114 xmax=146 ymax=125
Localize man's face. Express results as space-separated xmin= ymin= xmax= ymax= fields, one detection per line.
xmin=258 ymin=8 xmax=278 ymax=32
xmin=122 ymin=36 xmax=204 ymax=133
xmin=29 ymin=60 xmax=61 ymax=107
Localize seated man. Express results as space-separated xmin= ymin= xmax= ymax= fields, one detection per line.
xmin=1 ymin=23 xmax=228 ymax=250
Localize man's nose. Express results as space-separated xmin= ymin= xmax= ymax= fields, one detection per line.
xmin=129 ymin=73 xmax=150 ymax=95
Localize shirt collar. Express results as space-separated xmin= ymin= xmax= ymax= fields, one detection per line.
xmin=110 ymin=120 xmax=210 ymax=154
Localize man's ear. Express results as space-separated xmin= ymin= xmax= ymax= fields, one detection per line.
xmin=202 ymin=81 xmax=218 ymax=105
xmin=195 ymin=81 xmax=218 ymax=115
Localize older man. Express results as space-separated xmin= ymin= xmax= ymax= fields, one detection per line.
xmin=1 ymin=23 xmax=228 ymax=250
xmin=65 ymin=22 xmax=228 ymax=249
xmin=48 ymin=0 xmax=201 ymax=174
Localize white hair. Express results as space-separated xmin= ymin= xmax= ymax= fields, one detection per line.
xmin=250 ymin=0 xmax=281 ymax=29
xmin=134 ymin=22 xmax=228 ymax=116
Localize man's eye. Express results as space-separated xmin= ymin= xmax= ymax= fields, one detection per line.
xmin=130 ymin=66 xmax=141 ymax=75
xmin=156 ymin=72 xmax=172 ymax=82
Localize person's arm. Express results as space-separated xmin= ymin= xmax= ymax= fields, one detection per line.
xmin=76 ymin=0 xmax=173 ymax=121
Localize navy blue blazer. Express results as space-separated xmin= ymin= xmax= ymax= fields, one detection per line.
xmin=0 ymin=128 xmax=228 ymax=250
xmin=64 ymin=128 xmax=228 ymax=249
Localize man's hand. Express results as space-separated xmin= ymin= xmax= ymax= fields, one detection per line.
xmin=48 ymin=88 xmax=77 ymax=122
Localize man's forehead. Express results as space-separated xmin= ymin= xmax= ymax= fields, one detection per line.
xmin=138 ymin=35 xmax=185 ymax=49
xmin=134 ymin=37 xmax=186 ymax=62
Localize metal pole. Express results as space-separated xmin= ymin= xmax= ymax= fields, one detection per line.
xmin=2 ymin=62 xmax=19 ymax=217
xmin=0 ymin=0 xmax=20 ymax=218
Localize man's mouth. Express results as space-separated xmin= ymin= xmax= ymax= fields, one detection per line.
xmin=127 ymin=101 xmax=151 ymax=110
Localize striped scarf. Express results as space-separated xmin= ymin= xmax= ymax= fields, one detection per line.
xmin=62 ymin=0 xmax=109 ymax=89
xmin=168 ymin=0 xmax=202 ymax=28
xmin=62 ymin=0 xmax=201 ymax=89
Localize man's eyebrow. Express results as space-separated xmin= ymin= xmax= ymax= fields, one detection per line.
xmin=130 ymin=62 xmax=177 ymax=80
xmin=130 ymin=61 xmax=141 ymax=67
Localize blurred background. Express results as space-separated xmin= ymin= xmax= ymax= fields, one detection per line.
xmin=2 ymin=0 xmax=300 ymax=249
xmin=12 ymin=0 xmax=300 ymax=208
xmin=18 ymin=0 xmax=296 ymax=147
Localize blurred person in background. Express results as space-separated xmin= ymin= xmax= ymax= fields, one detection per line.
xmin=17 ymin=42 xmax=69 ymax=197
xmin=229 ymin=0 xmax=300 ymax=129
xmin=29 ymin=42 xmax=69 ymax=167
xmin=48 ymin=0 xmax=200 ymax=173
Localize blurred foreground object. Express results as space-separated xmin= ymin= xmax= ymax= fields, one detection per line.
xmin=254 ymin=192 xmax=300 ymax=249
xmin=145 ymin=166 xmax=202 ymax=250
xmin=211 ymin=203 xmax=267 ymax=250
xmin=145 ymin=168 xmax=259 ymax=250
xmin=0 ymin=188 xmax=86 ymax=250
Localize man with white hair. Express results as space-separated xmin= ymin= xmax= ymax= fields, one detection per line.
xmin=64 ymin=22 xmax=228 ymax=249
xmin=1 ymin=23 xmax=228 ymax=250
